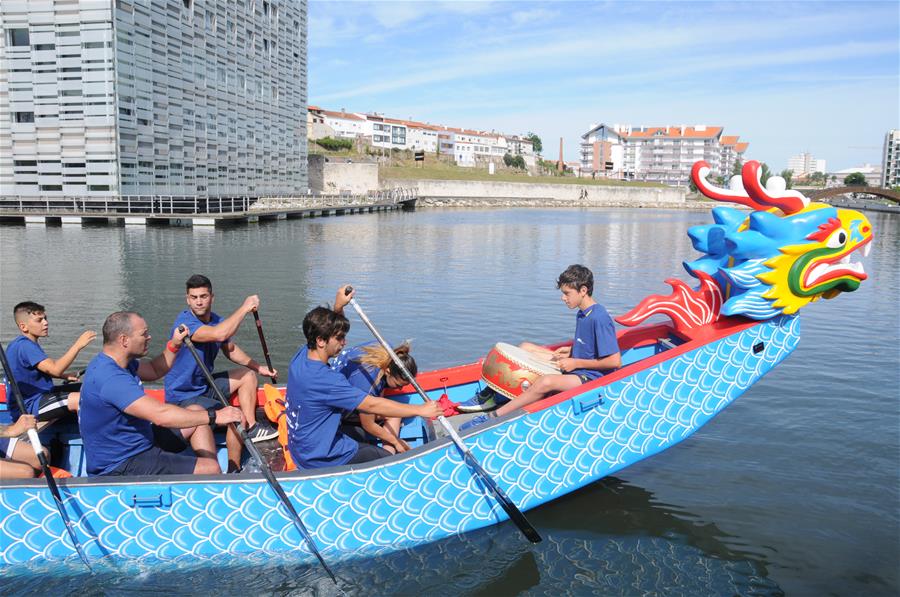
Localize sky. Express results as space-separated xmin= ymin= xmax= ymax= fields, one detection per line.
xmin=308 ymin=1 xmax=900 ymax=171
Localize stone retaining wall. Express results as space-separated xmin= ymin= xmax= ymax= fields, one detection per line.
xmin=381 ymin=178 xmax=685 ymax=207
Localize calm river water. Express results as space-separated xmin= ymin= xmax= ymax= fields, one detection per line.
xmin=0 ymin=207 xmax=897 ymax=596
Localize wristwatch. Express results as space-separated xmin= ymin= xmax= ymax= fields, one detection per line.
xmin=206 ymin=407 xmax=217 ymax=427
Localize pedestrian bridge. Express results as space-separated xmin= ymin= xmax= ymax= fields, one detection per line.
xmin=806 ymin=186 xmax=899 ymax=204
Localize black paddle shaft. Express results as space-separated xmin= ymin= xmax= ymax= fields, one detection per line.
xmin=0 ymin=341 xmax=93 ymax=572
xmin=343 ymin=287 xmax=542 ymax=544
xmin=179 ymin=329 xmax=339 ymax=585
xmin=252 ymin=311 xmax=277 ymax=383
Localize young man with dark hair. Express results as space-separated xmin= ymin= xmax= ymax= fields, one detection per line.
xmin=5 ymin=301 xmax=96 ymax=422
xmin=164 ymin=275 xmax=278 ymax=472
xmin=286 ymin=286 xmax=442 ymax=469
xmin=462 ymin=264 xmax=621 ymax=430
xmin=79 ymin=311 xmax=242 ymax=476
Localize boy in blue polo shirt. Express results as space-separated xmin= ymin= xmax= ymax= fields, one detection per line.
xmin=286 ymin=286 xmax=441 ymax=469
xmin=5 ymin=301 xmax=96 ymax=422
xmin=462 ymin=264 xmax=621 ymax=430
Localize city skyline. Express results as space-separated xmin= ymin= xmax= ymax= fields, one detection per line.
xmin=308 ymin=1 xmax=899 ymax=171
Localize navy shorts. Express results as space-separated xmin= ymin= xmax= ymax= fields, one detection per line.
xmin=179 ymin=372 xmax=232 ymax=411
xmin=0 ymin=436 xmax=11 ymax=459
xmin=108 ymin=445 xmax=197 ymax=476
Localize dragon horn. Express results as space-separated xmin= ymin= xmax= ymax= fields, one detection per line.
xmin=741 ymin=161 xmax=809 ymax=215
xmin=690 ymin=161 xmax=768 ymax=211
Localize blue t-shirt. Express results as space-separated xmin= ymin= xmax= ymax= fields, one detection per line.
xmin=164 ymin=309 xmax=229 ymax=403
xmin=331 ymin=342 xmax=387 ymax=397
xmin=79 ymin=352 xmax=152 ymax=476
xmin=286 ymin=346 xmax=368 ymax=469
xmin=4 ymin=336 xmax=53 ymax=420
xmin=570 ymin=303 xmax=620 ymax=380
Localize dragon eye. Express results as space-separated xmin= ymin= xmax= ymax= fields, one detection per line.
xmin=827 ymin=229 xmax=848 ymax=248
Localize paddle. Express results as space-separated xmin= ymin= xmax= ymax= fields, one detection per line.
xmin=252 ymin=311 xmax=277 ymax=383
xmin=0 ymin=341 xmax=93 ymax=572
xmin=180 ymin=328 xmax=339 ymax=585
xmin=343 ymin=288 xmax=543 ymax=544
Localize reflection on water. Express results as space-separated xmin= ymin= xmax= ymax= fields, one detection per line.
xmin=0 ymin=208 xmax=897 ymax=595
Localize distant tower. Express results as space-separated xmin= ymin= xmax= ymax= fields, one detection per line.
xmin=558 ymin=137 xmax=564 ymax=172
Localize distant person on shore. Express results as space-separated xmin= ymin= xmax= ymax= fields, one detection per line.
xmin=462 ymin=264 xmax=621 ymax=430
xmin=164 ymin=275 xmax=278 ymax=472
xmin=285 ymin=286 xmax=441 ymax=469
xmin=5 ymin=301 xmax=96 ymax=422
xmin=0 ymin=414 xmax=41 ymax=479
xmin=331 ymin=341 xmax=417 ymax=455
xmin=79 ymin=311 xmax=242 ymax=476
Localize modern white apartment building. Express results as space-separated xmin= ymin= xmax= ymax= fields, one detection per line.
xmin=1 ymin=0 xmax=308 ymax=200
xmin=787 ymin=152 xmax=826 ymax=176
xmin=580 ymin=123 xmax=748 ymax=184
xmin=305 ymin=106 xmax=533 ymax=167
xmin=881 ymin=130 xmax=899 ymax=188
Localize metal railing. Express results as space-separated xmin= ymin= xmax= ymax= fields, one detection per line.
xmin=0 ymin=188 xmax=417 ymax=216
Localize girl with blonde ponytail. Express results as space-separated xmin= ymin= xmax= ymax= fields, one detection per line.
xmin=332 ymin=341 xmax=418 ymax=454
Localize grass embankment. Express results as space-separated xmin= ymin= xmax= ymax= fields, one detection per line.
xmin=379 ymin=158 xmax=666 ymax=188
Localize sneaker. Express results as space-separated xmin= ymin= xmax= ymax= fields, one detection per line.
xmin=246 ymin=420 xmax=279 ymax=442
xmin=456 ymin=388 xmax=509 ymax=413
xmin=459 ymin=412 xmax=497 ymax=432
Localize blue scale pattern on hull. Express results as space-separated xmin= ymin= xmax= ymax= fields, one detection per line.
xmin=0 ymin=316 xmax=799 ymax=570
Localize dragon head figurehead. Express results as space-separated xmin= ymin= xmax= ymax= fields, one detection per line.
xmin=684 ymin=160 xmax=873 ymax=319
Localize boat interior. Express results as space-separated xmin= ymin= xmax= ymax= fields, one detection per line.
xmin=1 ymin=322 xmax=696 ymax=481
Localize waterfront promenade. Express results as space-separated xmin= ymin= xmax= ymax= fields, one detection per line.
xmin=0 ymin=189 xmax=416 ymax=228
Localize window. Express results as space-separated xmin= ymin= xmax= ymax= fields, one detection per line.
xmin=89 ymin=185 xmax=111 ymax=191
xmin=14 ymin=112 xmax=35 ymax=123
xmin=34 ymin=43 xmax=55 ymax=51
xmin=41 ymin=185 xmax=63 ymax=191
xmin=8 ymin=28 xmax=30 ymax=46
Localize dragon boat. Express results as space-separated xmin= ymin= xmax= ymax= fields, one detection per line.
xmin=0 ymin=160 xmax=873 ymax=576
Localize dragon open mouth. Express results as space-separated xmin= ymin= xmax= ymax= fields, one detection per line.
xmin=803 ymin=237 xmax=871 ymax=288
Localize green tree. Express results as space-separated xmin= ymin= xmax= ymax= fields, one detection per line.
xmin=844 ymin=172 xmax=867 ymax=186
xmin=779 ymin=169 xmax=794 ymax=189
xmin=503 ymin=153 xmax=513 ymax=167
xmin=731 ymin=158 xmax=743 ymax=177
xmin=525 ymin=132 xmax=542 ymax=154
xmin=759 ymin=162 xmax=771 ymax=186
xmin=512 ymin=155 xmax=526 ymax=169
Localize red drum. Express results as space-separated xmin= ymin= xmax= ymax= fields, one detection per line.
xmin=481 ymin=342 xmax=560 ymax=400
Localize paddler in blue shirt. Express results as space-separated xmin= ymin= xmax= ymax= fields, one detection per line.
xmin=5 ymin=300 xmax=96 ymax=422
xmin=164 ymin=274 xmax=278 ymax=472
xmin=331 ymin=340 xmax=418 ymax=455
xmin=285 ymin=286 xmax=441 ymax=469
xmin=79 ymin=311 xmax=242 ymax=476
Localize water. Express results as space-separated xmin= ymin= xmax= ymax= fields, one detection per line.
xmin=1 ymin=208 xmax=897 ymax=596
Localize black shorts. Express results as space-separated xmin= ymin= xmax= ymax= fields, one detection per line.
xmin=35 ymin=388 xmax=75 ymax=422
xmin=346 ymin=442 xmax=391 ymax=465
xmin=154 ymin=373 xmax=232 ymax=451
xmin=108 ymin=445 xmax=197 ymax=476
